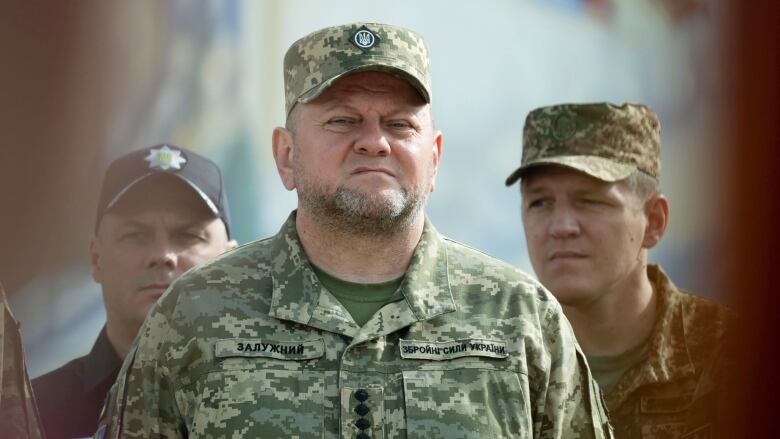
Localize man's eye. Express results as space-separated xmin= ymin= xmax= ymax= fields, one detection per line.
xmin=327 ymin=117 xmax=356 ymax=126
xmin=387 ymin=121 xmax=412 ymax=129
xmin=527 ymin=199 xmax=548 ymax=209
xmin=120 ymin=232 xmax=142 ymax=242
xmin=582 ymin=199 xmax=606 ymax=206
xmin=179 ymin=232 xmax=205 ymax=243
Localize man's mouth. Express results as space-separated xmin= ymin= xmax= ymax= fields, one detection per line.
xmin=352 ymin=166 xmax=395 ymax=177
xmin=139 ymin=284 xmax=170 ymax=294
xmin=549 ymin=251 xmax=586 ymax=261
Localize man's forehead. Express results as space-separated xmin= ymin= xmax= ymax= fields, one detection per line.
xmin=102 ymin=211 xmax=215 ymax=228
xmin=312 ymin=71 xmax=424 ymax=104
xmin=99 ymin=203 xmax=220 ymax=237
xmin=107 ymin=177 xmax=214 ymax=217
xmin=521 ymin=165 xmax=612 ymax=191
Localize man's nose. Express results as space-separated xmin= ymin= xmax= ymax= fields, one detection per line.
xmin=353 ymin=121 xmax=391 ymax=157
xmin=549 ymin=208 xmax=580 ymax=239
xmin=145 ymin=241 xmax=178 ymax=270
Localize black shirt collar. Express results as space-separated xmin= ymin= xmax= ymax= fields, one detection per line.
xmin=82 ymin=326 xmax=123 ymax=391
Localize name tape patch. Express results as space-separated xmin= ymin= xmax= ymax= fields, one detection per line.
xmin=400 ymin=339 xmax=509 ymax=361
xmin=215 ymin=338 xmax=325 ymax=360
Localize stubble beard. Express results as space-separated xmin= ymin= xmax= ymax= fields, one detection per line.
xmin=296 ymin=170 xmax=429 ymax=237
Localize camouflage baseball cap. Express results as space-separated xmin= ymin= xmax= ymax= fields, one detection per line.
xmin=505 ymin=102 xmax=661 ymax=185
xmin=283 ymin=22 xmax=431 ymax=115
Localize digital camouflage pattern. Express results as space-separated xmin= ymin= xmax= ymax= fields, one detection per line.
xmin=283 ymin=22 xmax=432 ymax=115
xmin=0 ymin=283 xmax=44 ymax=439
xmin=96 ymin=213 xmax=612 ymax=438
xmin=505 ymin=102 xmax=661 ymax=185
xmin=605 ymin=265 xmax=733 ymax=439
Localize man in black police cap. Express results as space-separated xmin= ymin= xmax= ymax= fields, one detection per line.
xmin=32 ymin=144 xmax=237 ymax=439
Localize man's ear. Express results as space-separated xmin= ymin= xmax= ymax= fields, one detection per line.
xmin=429 ymin=130 xmax=443 ymax=192
xmin=272 ymin=126 xmax=296 ymax=191
xmin=642 ymin=194 xmax=670 ymax=249
xmin=89 ymin=237 xmax=102 ymax=284
xmin=226 ymin=239 xmax=239 ymax=251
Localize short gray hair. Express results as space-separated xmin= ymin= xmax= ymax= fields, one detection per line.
xmin=623 ymin=170 xmax=660 ymax=204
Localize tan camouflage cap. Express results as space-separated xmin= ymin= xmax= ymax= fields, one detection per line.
xmin=283 ymin=22 xmax=431 ymax=115
xmin=505 ymin=102 xmax=661 ymax=185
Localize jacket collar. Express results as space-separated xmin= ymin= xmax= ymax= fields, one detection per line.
xmin=83 ymin=326 xmax=123 ymax=391
xmin=268 ymin=212 xmax=456 ymax=339
xmin=607 ymin=265 xmax=696 ymax=408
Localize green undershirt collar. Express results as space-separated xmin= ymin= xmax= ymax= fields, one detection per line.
xmin=311 ymin=264 xmax=405 ymax=327
xmin=587 ymin=336 xmax=651 ymax=394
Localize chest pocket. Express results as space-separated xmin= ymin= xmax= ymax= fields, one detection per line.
xmin=636 ymin=394 xmax=692 ymax=439
xmin=401 ymin=367 xmax=530 ymax=438
xmin=184 ymin=338 xmax=328 ymax=439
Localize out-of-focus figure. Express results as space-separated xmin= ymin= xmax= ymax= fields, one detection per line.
xmin=0 ymin=282 xmax=44 ymax=439
xmin=32 ymin=145 xmax=236 ymax=439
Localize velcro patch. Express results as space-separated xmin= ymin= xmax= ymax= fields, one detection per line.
xmin=399 ymin=339 xmax=509 ymax=361
xmin=215 ymin=338 xmax=324 ymax=360
xmin=640 ymin=394 xmax=691 ymax=413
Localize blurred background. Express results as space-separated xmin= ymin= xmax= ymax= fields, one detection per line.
xmin=0 ymin=0 xmax=733 ymax=380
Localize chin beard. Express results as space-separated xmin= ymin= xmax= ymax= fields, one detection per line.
xmin=299 ymin=185 xmax=428 ymax=236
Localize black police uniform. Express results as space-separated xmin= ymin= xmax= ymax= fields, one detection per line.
xmin=32 ymin=328 xmax=121 ymax=439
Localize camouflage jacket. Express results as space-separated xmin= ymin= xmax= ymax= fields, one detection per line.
xmin=605 ymin=265 xmax=732 ymax=439
xmin=97 ymin=214 xmax=611 ymax=438
xmin=0 ymin=283 xmax=44 ymax=439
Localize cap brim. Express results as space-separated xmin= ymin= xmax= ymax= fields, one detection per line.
xmin=505 ymin=155 xmax=637 ymax=186
xmin=295 ymin=63 xmax=430 ymax=110
xmin=105 ymin=172 xmax=220 ymax=217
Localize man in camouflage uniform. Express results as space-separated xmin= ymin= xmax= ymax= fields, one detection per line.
xmin=506 ymin=103 xmax=733 ymax=438
xmin=0 ymin=282 xmax=44 ymax=439
xmin=96 ymin=23 xmax=611 ymax=438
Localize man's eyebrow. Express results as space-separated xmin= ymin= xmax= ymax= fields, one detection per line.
xmin=113 ymin=219 xmax=150 ymax=230
xmin=176 ymin=220 xmax=214 ymax=232
xmin=313 ymin=97 xmax=362 ymax=113
xmin=521 ymin=183 xmax=548 ymax=195
xmin=112 ymin=216 xmax=213 ymax=230
xmin=570 ymin=186 xmax=610 ymax=197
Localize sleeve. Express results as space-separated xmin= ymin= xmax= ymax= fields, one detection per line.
xmin=0 ymin=284 xmax=45 ymax=439
xmin=531 ymin=300 xmax=614 ymax=439
xmin=94 ymin=308 xmax=186 ymax=438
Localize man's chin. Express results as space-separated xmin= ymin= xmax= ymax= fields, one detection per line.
xmin=135 ymin=291 xmax=164 ymax=314
xmin=541 ymin=281 xmax=596 ymax=307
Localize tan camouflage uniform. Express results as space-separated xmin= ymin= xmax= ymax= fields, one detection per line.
xmin=96 ymin=213 xmax=611 ymax=438
xmin=0 ymin=283 xmax=44 ymax=439
xmin=506 ymin=103 xmax=734 ymax=438
xmin=606 ymin=265 xmax=732 ymax=439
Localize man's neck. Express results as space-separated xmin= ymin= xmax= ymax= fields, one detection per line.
xmin=295 ymin=210 xmax=424 ymax=283
xmin=563 ymin=264 xmax=657 ymax=357
xmin=105 ymin=320 xmax=137 ymax=360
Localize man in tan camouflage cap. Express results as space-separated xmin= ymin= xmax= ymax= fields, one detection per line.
xmin=96 ymin=23 xmax=612 ymax=438
xmin=507 ymin=102 xmax=733 ymax=438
